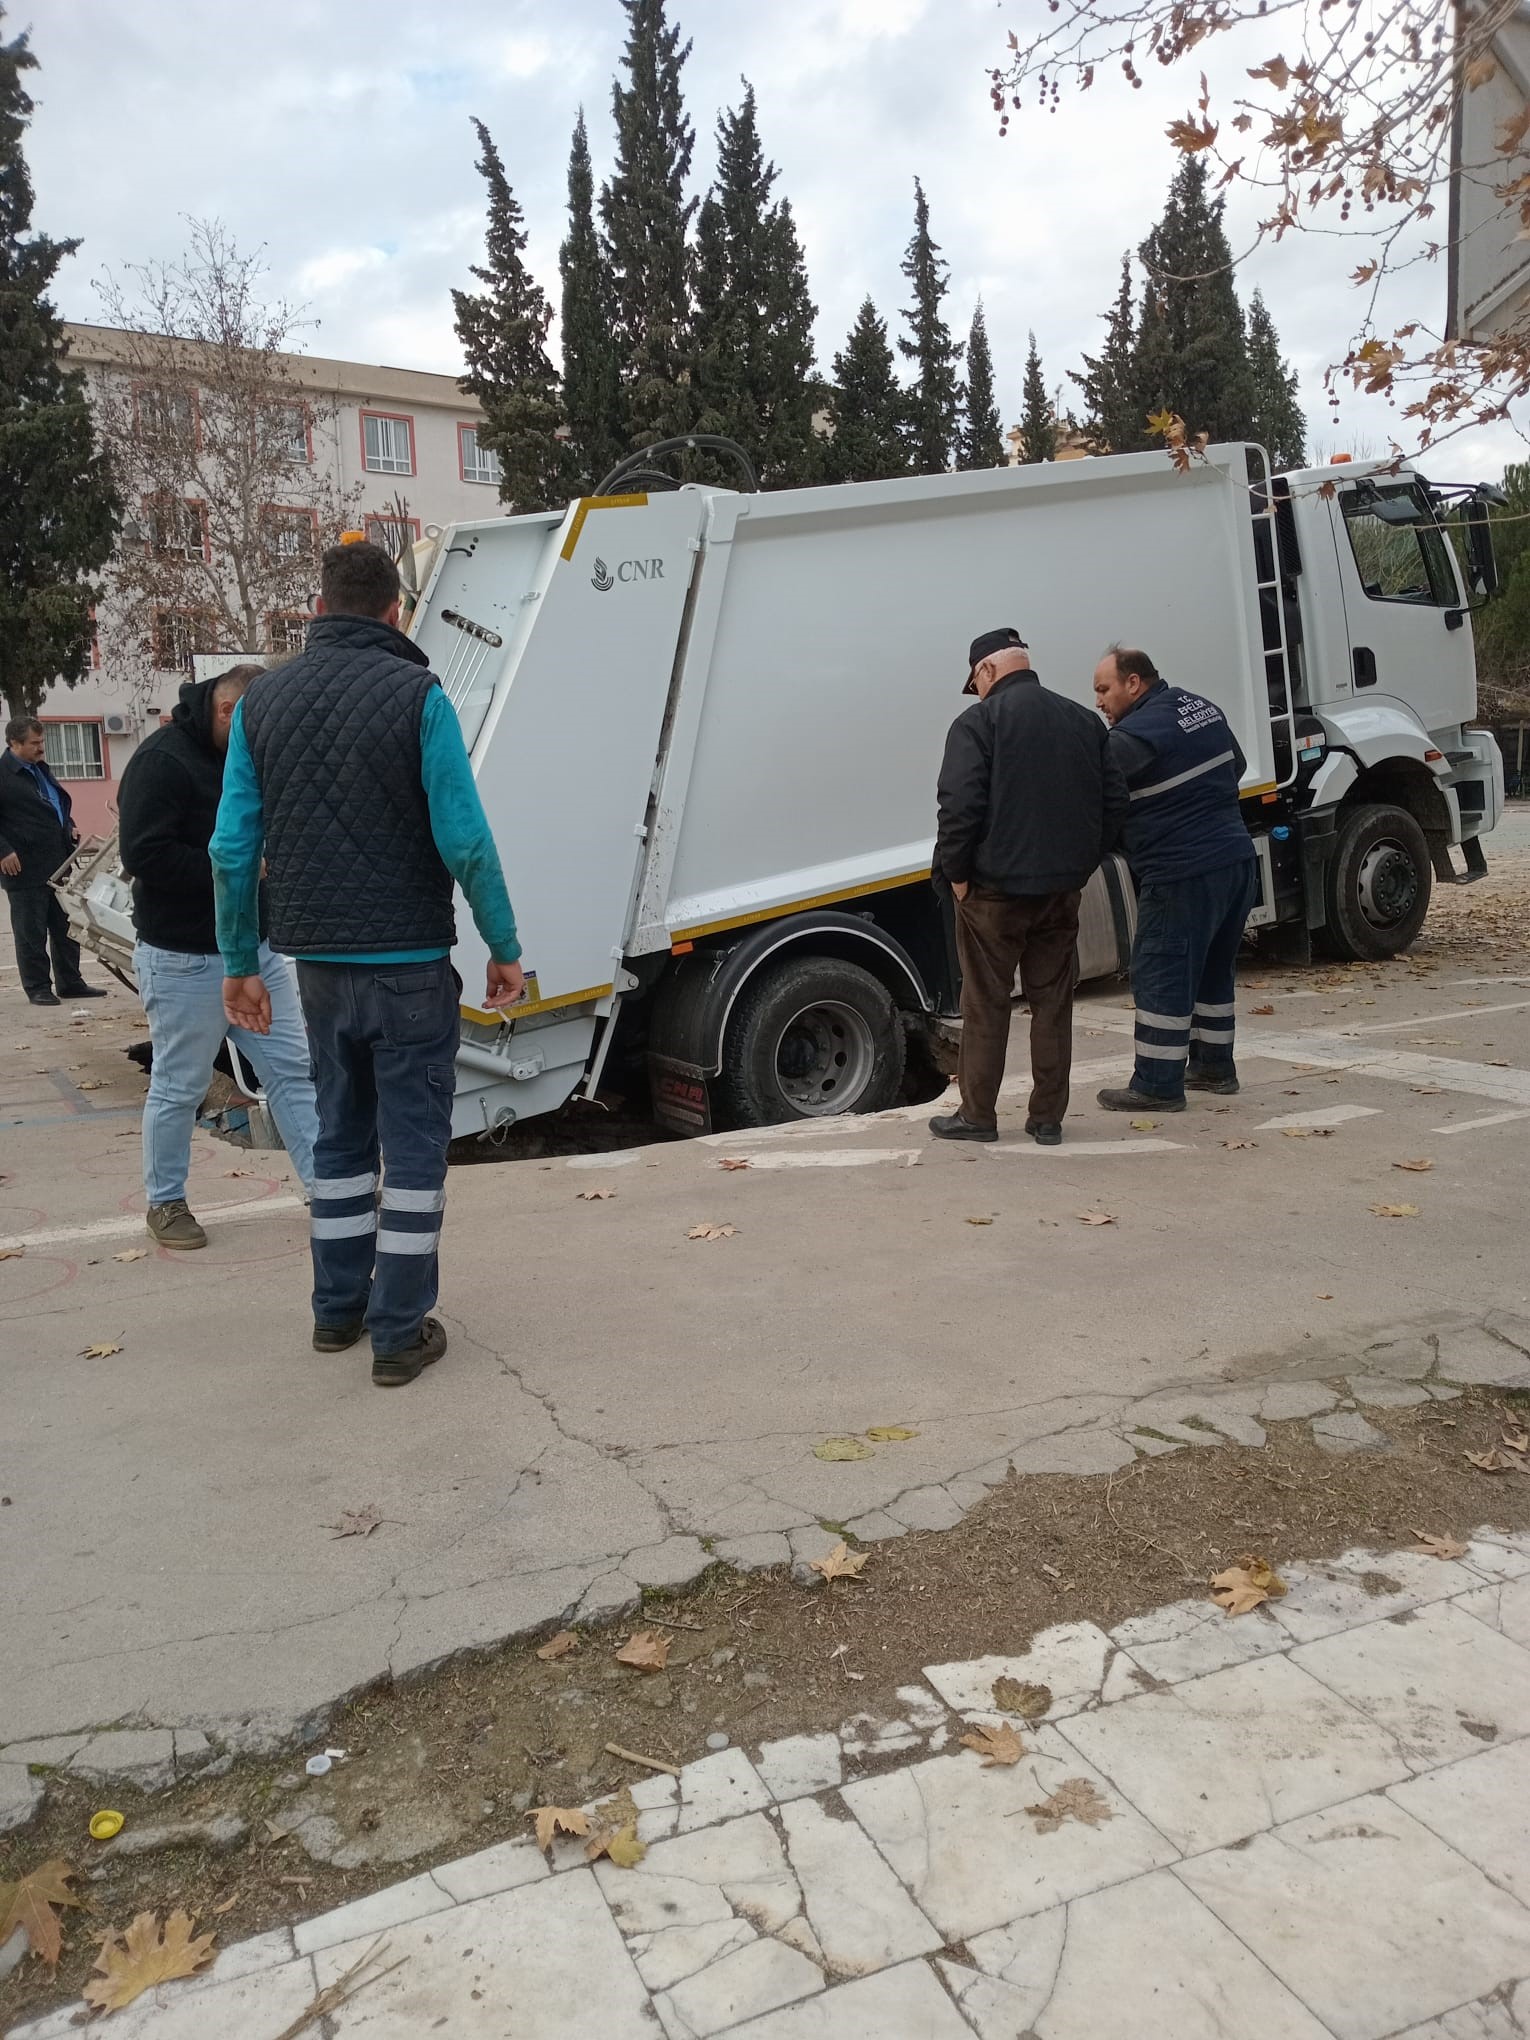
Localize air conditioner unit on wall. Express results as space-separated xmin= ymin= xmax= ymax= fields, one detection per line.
xmin=102 ymin=712 xmax=137 ymax=737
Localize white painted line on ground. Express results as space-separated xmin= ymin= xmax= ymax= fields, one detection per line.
xmin=985 ymin=1137 xmax=1187 ymax=1157
xmin=565 ymin=1150 xmax=642 ymax=1169
xmin=725 ymin=1148 xmax=921 ymax=1169
xmin=0 ymin=1194 xmax=307 ymax=1254
xmin=1256 ymin=1104 xmax=1384 ymax=1131
xmin=1335 ymin=999 xmax=1530 ymax=1034
xmin=1252 ymin=1032 xmax=1530 ymax=1105
xmin=1432 ymin=1108 xmax=1530 ymax=1136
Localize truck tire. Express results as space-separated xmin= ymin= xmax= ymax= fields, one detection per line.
xmin=1318 ymin=802 xmax=1432 ymax=960
xmin=718 ymin=955 xmax=907 ymax=1127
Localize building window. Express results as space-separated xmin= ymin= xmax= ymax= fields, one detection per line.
xmin=144 ymin=495 xmax=207 ymax=562
xmin=363 ymin=513 xmax=422 ymax=559
xmin=134 ymin=384 xmax=198 ymax=446
xmin=266 ymin=613 xmax=307 ymax=656
xmin=459 ymin=424 xmax=501 ymax=486
xmin=262 ymin=506 xmax=318 ymax=564
xmin=361 ymin=411 xmax=414 ymax=475
xmin=261 ymin=402 xmax=311 ymax=465
xmin=153 ymin=609 xmax=219 ymax=673
xmin=43 ymin=721 xmax=105 ymax=781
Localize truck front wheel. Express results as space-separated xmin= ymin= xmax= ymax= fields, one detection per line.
xmin=1318 ymin=802 xmax=1432 ymax=960
xmin=718 ymin=955 xmax=907 ymax=1127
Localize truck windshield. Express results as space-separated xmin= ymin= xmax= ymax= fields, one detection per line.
xmin=1340 ymin=486 xmax=1458 ymax=607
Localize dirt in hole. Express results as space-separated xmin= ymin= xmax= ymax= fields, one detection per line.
xmin=5 ymin=1383 xmax=1528 ymax=2027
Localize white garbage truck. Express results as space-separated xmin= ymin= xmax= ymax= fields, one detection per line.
xmin=61 ymin=441 xmax=1503 ymax=1140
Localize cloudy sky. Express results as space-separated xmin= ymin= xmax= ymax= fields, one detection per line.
xmin=22 ymin=0 xmax=1523 ymax=482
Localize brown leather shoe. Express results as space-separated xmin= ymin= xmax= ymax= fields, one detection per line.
xmin=147 ymin=1200 xmax=208 ymax=1250
xmin=372 ymin=1316 xmax=447 ymax=1387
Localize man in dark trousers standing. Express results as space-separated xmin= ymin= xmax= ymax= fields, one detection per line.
xmin=931 ymin=629 xmax=1127 ymax=1146
xmin=1092 ymin=645 xmax=1257 ymax=1111
xmin=0 ymin=716 xmax=107 ymax=1006
xmin=211 ymin=541 xmax=522 ymax=1387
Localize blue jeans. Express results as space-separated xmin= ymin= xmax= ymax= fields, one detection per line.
xmin=136 ymin=940 xmax=319 ymax=1205
xmin=296 ymin=959 xmax=459 ymax=1357
xmin=1129 ymin=860 xmax=1260 ymax=1099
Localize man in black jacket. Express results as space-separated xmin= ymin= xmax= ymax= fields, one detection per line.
xmin=0 ymin=716 xmax=107 ymax=1006
xmin=931 ymin=629 xmax=1128 ymax=1145
xmin=117 ymin=669 xmax=318 ymax=1251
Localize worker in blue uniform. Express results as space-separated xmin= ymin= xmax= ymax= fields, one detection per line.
xmin=1092 ymin=645 xmax=1258 ymax=1112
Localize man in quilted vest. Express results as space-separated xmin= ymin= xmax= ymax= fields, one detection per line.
xmin=210 ymin=541 xmax=522 ymax=1386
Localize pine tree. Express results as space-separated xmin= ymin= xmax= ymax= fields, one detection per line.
xmin=1018 ymin=332 xmax=1055 ymax=464
xmin=692 ymin=86 xmax=820 ymax=488
xmin=0 ymin=9 xmax=118 ymax=719
xmin=827 ymin=298 xmax=908 ymax=483
xmin=897 ymin=178 xmax=962 ymax=475
xmin=560 ymin=110 xmax=623 ymax=493
xmin=955 ymin=301 xmax=1005 ymax=469
xmin=1246 ymin=287 xmax=1307 ymax=471
xmin=600 ymin=0 xmax=697 ymax=450
xmin=451 ymin=118 xmax=567 ymax=512
xmin=1075 ymin=252 xmax=1142 ymax=453
xmin=1134 ymin=157 xmax=1256 ymax=447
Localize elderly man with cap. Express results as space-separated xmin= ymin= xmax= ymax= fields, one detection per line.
xmin=931 ymin=628 xmax=1127 ymax=1145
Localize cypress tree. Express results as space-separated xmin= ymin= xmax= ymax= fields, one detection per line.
xmin=955 ymin=300 xmax=1005 ymax=469
xmin=0 ymin=9 xmax=118 ymax=719
xmin=451 ymin=118 xmax=567 ymax=512
xmin=897 ymin=178 xmax=962 ymax=475
xmin=600 ymin=0 xmax=697 ymax=449
xmin=560 ymin=110 xmax=623 ymax=492
xmin=1076 ymin=252 xmax=1142 ymax=454
xmin=1246 ymin=287 xmax=1308 ymax=471
xmin=692 ymin=85 xmax=820 ymax=488
xmin=827 ymin=298 xmax=908 ymax=483
xmin=1134 ymin=157 xmax=1256 ymax=447
xmin=1018 ymin=331 xmax=1055 ymax=464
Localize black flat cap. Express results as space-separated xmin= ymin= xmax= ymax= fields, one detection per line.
xmin=964 ymin=626 xmax=1027 ymax=693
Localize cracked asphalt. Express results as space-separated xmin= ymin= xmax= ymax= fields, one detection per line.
xmin=3 ymin=810 xmax=1529 ymax=1767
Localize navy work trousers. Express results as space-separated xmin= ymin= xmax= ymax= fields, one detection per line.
xmin=1129 ymin=860 xmax=1259 ymax=1099
xmin=296 ymin=959 xmax=459 ymax=1357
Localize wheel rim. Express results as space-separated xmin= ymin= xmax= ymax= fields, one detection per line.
xmin=771 ymin=999 xmax=877 ymax=1114
xmin=1355 ymin=837 xmax=1421 ymax=931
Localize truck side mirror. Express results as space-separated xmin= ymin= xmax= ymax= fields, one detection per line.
xmin=1463 ymin=497 xmax=1499 ymax=599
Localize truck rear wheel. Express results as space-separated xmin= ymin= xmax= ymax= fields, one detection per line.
xmin=718 ymin=955 xmax=907 ymax=1127
xmin=1318 ymin=802 xmax=1432 ymax=960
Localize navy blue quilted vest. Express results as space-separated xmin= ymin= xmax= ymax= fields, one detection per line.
xmin=241 ymin=615 xmax=456 ymax=955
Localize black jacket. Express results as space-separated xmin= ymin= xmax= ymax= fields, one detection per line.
xmin=0 ymin=747 xmax=77 ymax=891
xmin=935 ymin=670 xmax=1129 ymax=896
xmin=119 ymin=676 xmax=254 ymax=953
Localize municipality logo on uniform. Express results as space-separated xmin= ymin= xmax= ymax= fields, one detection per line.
xmin=591 ymin=557 xmax=614 ymax=592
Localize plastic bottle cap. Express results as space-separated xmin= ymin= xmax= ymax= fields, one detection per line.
xmin=89 ymin=1810 xmax=125 ymax=1841
xmin=305 ymin=1753 xmax=332 ymax=1777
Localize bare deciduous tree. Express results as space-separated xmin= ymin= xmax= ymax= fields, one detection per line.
xmin=92 ymin=220 xmax=359 ymax=715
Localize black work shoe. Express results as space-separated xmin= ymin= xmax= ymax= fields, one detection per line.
xmin=60 ymin=983 xmax=107 ymax=998
xmin=929 ymin=1112 xmax=999 ymax=1143
xmin=372 ymin=1316 xmax=447 ymax=1387
xmin=27 ymin=990 xmax=60 ymax=1006
xmin=1025 ymin=1119 xmax=1063 ymax=1146
xmin=1096 ymin=1086 xmax=1187 ymax=1114
xmin=1186 ymin=1070 xmax=1239 ymax=1095
xmin=313 ymin=1321 xmax=366 ymax=1353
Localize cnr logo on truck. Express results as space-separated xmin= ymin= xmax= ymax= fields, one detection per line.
xmin=592 ymin=555 xmax=664 ymax=591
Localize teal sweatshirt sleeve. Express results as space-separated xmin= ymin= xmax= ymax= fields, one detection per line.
xmin=420 ymin=687 xmax=520 ymax=963
xmin=211 ymin=700 xmax=265 ymax=978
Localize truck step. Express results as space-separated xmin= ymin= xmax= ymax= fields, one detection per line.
xmin=1436 ymin=837 xmax=1489 ymax=884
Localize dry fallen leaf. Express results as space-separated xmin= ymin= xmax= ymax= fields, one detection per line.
xmin=865 ymin=1425 xmax=918 ymax=1442
xmin=1466 ymin=1449 xmax=1513 ymax=1473
xmin=1411 ymin=1531 xmax=1469 ymax=1560
xmin=1315 ymin=1291 xmax=1334 ymax=1300
xmin=1129 ymin=1118 xmax=1158 ymax=1132
xmin=1409 ymin=1085 xmax=1443 ymax=1096
xmin=1221 ymin=1139 xmax=1258 ymax=1150
xmin=686 ymin=1223 xmax=738 ymax=1241
xmin=536 ymin=1629 xmax=579 ymax=1662
xmin=0 ymin=1247 xmax=24 ymax=1261
xmin=327 ymin=1504 xmax=381 ymax=1540
xmin=224 ymin=1167 xmax=254 ymax=1178
xmin=589 ymin=1822 xmax=646 ymax=1869
xmin=111 ymin=1248 xmax=148 ymax=1263
xmin=965 ymin=1216 xmax=995 ymax=1226
xmin=84 ymin=1911 xmax=216 ymax=2011
xmin=809 ymin=1541 xmax=869 ymax=1582
xmin=1504 ymin=1427 xmax=1530 ymax=1456
xmin=615 ymin=1629 xmax=672 ymax=1673
xmin=77 ymin=1079 xmax=104 ymax=1092
xmin=1370 ymin=1203 xmax=1419 ymax=1219
xmin=813 ymin=1435 xmax=875 ymax=1461
xmin=1210 ymin=1554 xmax=1288 ymax=1617
xmin=1392 ymin=1159 xmax=1434 ymax=1173
xmin=1074 ymin=1211 xmax=1117 ymax=1226
xmin=992 ymin=1676 xmax=1052 ymax=1719
xmin=575 ymin=1187 xmax=617 ymax=1200
xmin=1250 ymin=1003 xmax=1275 ymax=1015
xmin=0 ymin=1860 xmax=81 ymax=1968
xmin=79 ymin=1341 xmax=123 ymax=1359
xmin=717 ymin=1157 xmax=752 ymax=1171
xmin=531 ymin=1805 xmax=589 ymax=1853
xmin=1024 ymin=1779 xmax=1115 ymax=1833
xmin=961 ymin=1721 xmax=1025 ymax=1766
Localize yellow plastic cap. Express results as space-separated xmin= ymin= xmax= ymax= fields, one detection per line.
xmin=89 ymin=1809 xmax=124 ymax=1841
